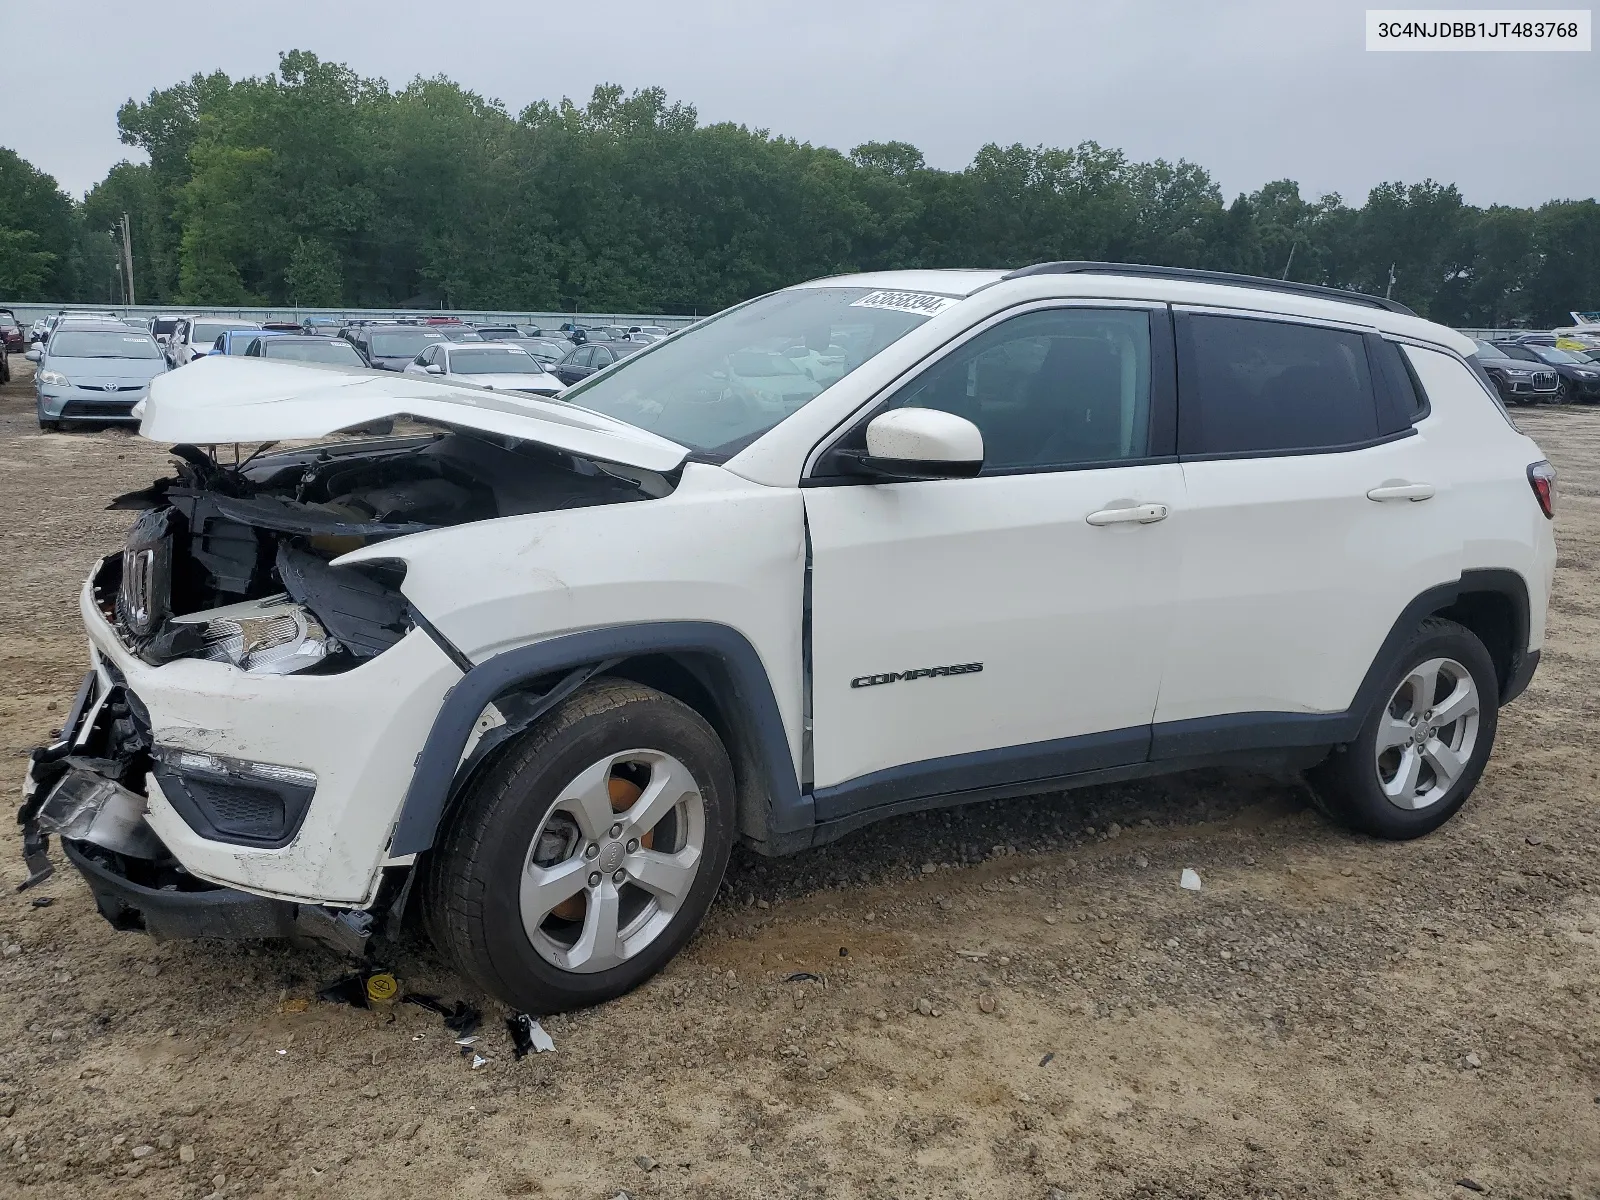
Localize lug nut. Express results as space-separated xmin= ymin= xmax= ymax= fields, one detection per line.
xmin=584 ymin=843 xmax=599 ymax=859
xmin=612 ymin=870 xmax=626 ymax=884
xmin=626 ymin=839 xmax=639 ymax=853
xmin=588 ymin=871 xmax=602 ymax=887
xmin=609 ymin=822 xmax=623 ymax=838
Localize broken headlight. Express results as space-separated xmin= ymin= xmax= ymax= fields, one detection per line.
xmin=173 ymin=595 xmax=341 ymax=675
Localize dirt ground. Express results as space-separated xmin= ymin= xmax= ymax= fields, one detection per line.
xmin=1 ymin=353 xmax=1598 ymax=1200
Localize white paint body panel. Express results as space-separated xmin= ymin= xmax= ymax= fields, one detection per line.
xmin=140 ymin=354 xmax=688 ymax=470
xmin=79 ymin=583 xmax=463 ymax=904
xmin=806 ymin=463 xmax=1182 ymax=787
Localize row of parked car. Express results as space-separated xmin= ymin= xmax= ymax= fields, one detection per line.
xmin=15 ymin=309 xmax=677 ymax=429
xmin=1473 ymin=332 xmax=1600 ymax=405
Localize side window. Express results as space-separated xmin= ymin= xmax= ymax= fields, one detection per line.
xmin=593 ymin=347 xmax=614 ymax=367
xmin=885 ymin=308 xmax=1153 ymax=472
xmin=1372 ymin=337 xmax=1428 ymax=423
xmin=1178 ymin=315 xmax=1378 ymax=455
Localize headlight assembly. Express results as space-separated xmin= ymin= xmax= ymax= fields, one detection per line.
xmin=37 ymin=369 xmax=71 ymax=387
xmin=172 ymin=595 xmax=341 ymax=674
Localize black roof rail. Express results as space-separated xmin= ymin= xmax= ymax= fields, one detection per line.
xmin=1001 ymin=261 xmax=1417 ymax=317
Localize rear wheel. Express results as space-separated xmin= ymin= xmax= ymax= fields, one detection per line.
xmin=1307 ymin=617 xmax=1499 ymax=839
xmin=423 ymin=679 xmax=736 ymax=1012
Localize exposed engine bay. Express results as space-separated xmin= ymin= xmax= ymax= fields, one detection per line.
xmin=101 ymin=426 xmax=671 ymax=671
xmin=16 ymin=425 xmax=672 ymax=939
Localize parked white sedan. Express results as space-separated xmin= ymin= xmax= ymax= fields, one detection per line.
xmin=404 ymin=341 xmax=565 ymax=396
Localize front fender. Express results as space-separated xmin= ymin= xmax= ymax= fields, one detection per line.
xmin=388 ymin=621 xmax=809 ymax=856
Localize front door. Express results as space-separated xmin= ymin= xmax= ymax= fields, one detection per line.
xmin=804 ymin=303 xmax=1182 ymax=819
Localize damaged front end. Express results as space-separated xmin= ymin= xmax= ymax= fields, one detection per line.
xmin=20 ymin=421 xmax=673 ymax=949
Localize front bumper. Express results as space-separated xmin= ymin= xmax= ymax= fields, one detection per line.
xmin=33 ymin=556 xmax=464 ymax=905
xmin=63 ymin=839 xmax=299 ymax=939
xmin=38 ymin=389 xmax=145 ymax=422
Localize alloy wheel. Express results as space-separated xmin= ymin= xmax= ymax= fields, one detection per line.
xmin=519 ymin=749 xmax=706 ymax=973
xmin=1374 ymin=657 xmax=1481 ymax=811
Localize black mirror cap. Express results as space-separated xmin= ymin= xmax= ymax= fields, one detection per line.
xmin=832 ymin=447 xmax=983 ymax=483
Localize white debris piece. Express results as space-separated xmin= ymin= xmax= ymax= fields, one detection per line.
xmin=1180 ymin=868 xmax=1203 ymax=892
xmin=526 ymin=1018 xmax=556 ymax=1054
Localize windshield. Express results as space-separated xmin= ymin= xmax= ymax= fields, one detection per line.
xmin=511 ymin=339 xmax=563 ymax=362
xmin=1532 ymin=346 xmax=1583 ymax=365
xmin=370 ymin=330 xmax=445 ymax=356
xmin=730 ymin=350 xmax=802 ymax=377
xmin=193 ymin=321 xmax=259 ymax=343
xmin=562 ymin=286 xmax=945 ymax=455
xmin=49 ymin=331 xmax=163 ymax=360
xmin=263 ymin=339 xmax=366 ymax=365
xmin=450 ymin=348 xmax=542 ymax=374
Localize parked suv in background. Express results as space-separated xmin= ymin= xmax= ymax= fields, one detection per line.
xmin=1473 ymin=339 xmax=1560 ymax=404
xmin=22 ymin=264 xmax=1555 ymax=1015
xmin=1493 ymin=341 xmax=1600 ymax=403
xmin=168 ymin=317 xmax=262 ymax=366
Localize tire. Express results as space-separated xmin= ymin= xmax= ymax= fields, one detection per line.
xmin=1307 ymin=617 xmax=1499 ymax=840
xmin=38 ymin=418 xmax=59 ymax=432
xmin=422 ymin=678 xmax=736 ymax=1013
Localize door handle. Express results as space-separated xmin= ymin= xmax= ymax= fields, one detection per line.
xmin=1366 ymin=482 xmax=1436 ymax=502
xmin=1086 ymin=503 xmax=1170 ymax=526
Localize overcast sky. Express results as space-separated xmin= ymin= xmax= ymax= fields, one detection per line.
xmin=4 ymin=0 xmax=1595 ymax=208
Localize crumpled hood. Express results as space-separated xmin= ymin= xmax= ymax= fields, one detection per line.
xmin=139 ymin=354 xmax=689 ymax=472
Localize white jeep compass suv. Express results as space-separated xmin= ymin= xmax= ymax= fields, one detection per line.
xmin=22 ymin=263 xmax=1557 ymax=1012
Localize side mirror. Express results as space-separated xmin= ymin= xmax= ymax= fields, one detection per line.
xmin=24 ymin=348 xmax=41 ymax=362
xmin=838 ymin=409 xmax=984 ymax=481
xmin=425 ymin=363 xmax=445 ymax=375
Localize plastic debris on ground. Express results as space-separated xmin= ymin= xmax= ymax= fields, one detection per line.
xmin=1180 ymin=868 xmax=1203 ymax=891
xmin=403 ymin=992 xmax=482 ymax=1036
xmin=470 ymin=1053 xmax=489 ymax=1069
xmin=784 ymin=971 xmax=821 ymax=984
xmin=29 ymin=896 xmax=53 ymax=908
xmin=507 ymin=1012 xmax=556 ymax=1058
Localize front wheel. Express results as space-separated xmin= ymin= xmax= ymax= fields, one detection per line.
xmin=423 ymin=679 xmax=736 ymax=1012
xmin=1307 ymin=617 xmax=1499 ymax=839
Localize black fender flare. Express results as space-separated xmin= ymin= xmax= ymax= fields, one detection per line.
xmin=388 ymin=621 xmax=807 ymax=857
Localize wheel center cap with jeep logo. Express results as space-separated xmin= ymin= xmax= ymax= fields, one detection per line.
xmin=598 ymin=840 xmax=626 ymax=873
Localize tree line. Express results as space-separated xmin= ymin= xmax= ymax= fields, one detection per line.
xmin=1 ymin=50 xmax=1596 ymax=327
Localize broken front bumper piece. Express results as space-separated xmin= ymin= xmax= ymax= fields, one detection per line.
xmin=18 ymin=669 xmax=376 ymax=953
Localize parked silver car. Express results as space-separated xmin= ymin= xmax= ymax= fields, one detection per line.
xmin=27 ymin=323 xmax=168 ymax=430
xmin=402 ymin=341 xmax=565 ymax=396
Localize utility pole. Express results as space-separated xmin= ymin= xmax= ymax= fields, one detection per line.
xmin=1281 ymin=240 xmax=1296 ymax=280
xmin=115 ymin=214 xmax=136 ymax=306
xmin=1385 ymin=263 xmax=1396 ymax=301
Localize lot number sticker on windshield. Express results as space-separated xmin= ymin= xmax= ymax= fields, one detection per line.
xmin=849 ymin=290 xmax=960 ymax=317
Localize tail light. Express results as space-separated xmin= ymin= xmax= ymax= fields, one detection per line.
xmin=1528 ymin=460 xmax=1556 ymax=519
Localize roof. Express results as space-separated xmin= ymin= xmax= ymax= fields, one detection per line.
xmin=793 ymin=269 xmax=1006 ymax=297
xmin=787 ymin=266 xmax=1474 ymax=355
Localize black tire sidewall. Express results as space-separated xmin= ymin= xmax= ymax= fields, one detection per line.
xmin=1330 ymin=622 xmax=1499 ymax=839
xmin=452 ymin=691 xmax=735 ymax=1012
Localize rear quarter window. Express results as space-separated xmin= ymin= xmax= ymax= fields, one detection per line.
xmin=1178 ymin=314 xmax=1379 ymax=456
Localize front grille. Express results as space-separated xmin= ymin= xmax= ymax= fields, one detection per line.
xmin=76 ymin=384 xmax=145 ymax=393
xmin=1532 ymin=371 xmax=1558 ymax=392
xmin=61 ymin=399 xmax=138 ymax=418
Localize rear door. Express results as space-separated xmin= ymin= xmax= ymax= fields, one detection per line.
xmin=1153 ymin=309 xmax=1456 ymax=752
xmin=805 ymin=302 xmax=1183 ymax=816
